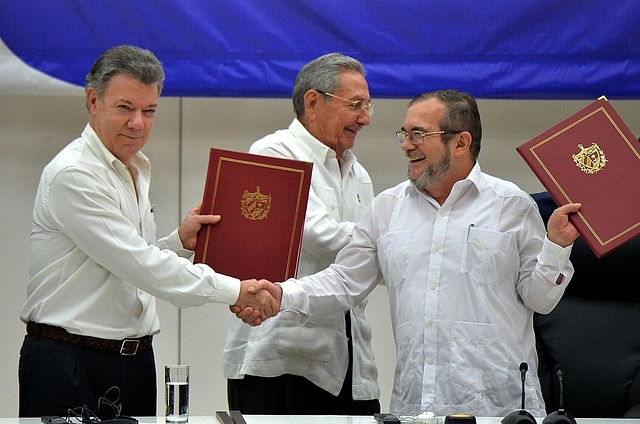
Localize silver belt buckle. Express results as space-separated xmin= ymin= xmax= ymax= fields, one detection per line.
xmin=120 ymin=339 xmax=140 ymax=355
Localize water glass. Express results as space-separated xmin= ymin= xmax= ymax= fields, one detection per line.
xmin=165 ymin=364 xmax=189 ymax=422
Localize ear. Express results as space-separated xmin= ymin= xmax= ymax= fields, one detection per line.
xmin=452 ymin=131 xmax=472 ymax=157
xmin=302 ymin=89 xmax=323 ymax=120
xmin=86 ymin=87 xmax=98 ymax=114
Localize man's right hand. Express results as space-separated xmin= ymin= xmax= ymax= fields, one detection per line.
xmin=231 ymin=279 xmax=282 ymax=326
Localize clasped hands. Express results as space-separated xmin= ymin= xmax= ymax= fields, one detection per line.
xmin=231 ymin=279 xmax=283 ymax=326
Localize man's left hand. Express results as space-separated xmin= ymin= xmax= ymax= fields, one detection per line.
xmin=177 ymin=203 xmax=221 ymax=250
xmin=547 ymin=202 xmax=582 ymax=247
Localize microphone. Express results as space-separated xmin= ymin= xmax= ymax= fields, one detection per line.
xmin=543 ymin=365 xmax=576 ymax=424
xmin=519 ymin=363 xmax=528 ymax=410
xmin=502 ymin=362 xmax=536 ymax=424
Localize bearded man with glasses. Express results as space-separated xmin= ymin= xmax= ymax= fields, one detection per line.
xmin=222 ymin=53 xmax=381 ymax=416
xmin=236 ymin=89 xmax=583 ymax=418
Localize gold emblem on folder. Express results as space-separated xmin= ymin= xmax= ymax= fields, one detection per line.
xmin=572 ymin=143 xmax=607 ymax=174
xmin=241 ymin=186 xmax=271 ymax=220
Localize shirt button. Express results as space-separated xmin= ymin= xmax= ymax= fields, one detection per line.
xmin=431 ymin=284 xmax=436 ymax=290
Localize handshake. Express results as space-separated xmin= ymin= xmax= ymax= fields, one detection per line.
xmin=230 ymin=279 xmax=283 ymax=326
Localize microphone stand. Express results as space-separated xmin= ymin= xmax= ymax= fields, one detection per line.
xmin=543 ymin=366 xmax=576 ymax=424
xmin=502 ymin=363 xmax=536 ymax=424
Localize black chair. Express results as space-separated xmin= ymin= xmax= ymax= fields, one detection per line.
xmin=532 ymin=192 xmax=640 ymax=418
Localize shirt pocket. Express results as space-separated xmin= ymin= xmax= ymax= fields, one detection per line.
xmin=275 ymin=314 xmax=338 ymax=362
xmin=460 ymin=226 xmax=512 ymax=286
xmin=394 ymin=321 xmax=420 ymax=403
xmin=313 ymin=184 xmax=340 ymax=220
xmin=448 ymin=321 xmax=509 ymax=393
xmin=377 ymin=230 xmax=411 ymax=287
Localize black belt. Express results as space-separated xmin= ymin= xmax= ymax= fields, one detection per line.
xmin=26 ymin=321 xmax=152 ymax=356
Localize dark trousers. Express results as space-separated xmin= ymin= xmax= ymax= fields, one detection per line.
xmin=19 ymin=335 xmax=157 ymax=418
xmin=227 ymin=312 xmax=380 ymax=415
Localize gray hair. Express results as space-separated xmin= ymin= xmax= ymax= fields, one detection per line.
xmin=292 ymin=53 xmax=366 ymax=118
xmin=85 ymin=45 xmax=165 ymax=99
xmin=409 ymin=89 xmax=483 ymax=158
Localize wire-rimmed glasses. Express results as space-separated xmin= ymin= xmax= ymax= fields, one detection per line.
xmin=316 ymin=90 xmax=374 ymax=115
xmin=396 ymin=130 xmax=462 ymax=144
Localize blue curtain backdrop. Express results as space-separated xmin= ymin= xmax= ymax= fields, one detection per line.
xmin=1 ymin=1 xmax=638 ymax=99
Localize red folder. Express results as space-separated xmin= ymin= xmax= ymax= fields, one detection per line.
xmin=517 ymin=97 xmax=640 ymax=258
xmin=194 ymin=148 xmax=313 ymax=281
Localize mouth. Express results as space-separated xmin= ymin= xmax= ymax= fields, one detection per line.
xmin=346 ymin=126 xmax=359 ymax=135
xmin=120 ymin=133 xmax=140 ymax=141
xmin=408 ymin=154 xmax=426 ymax=163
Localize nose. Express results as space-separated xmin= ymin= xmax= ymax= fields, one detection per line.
xmin=127 ymin=110 xmax=145 ymax=129
xmin=400 ymin=135 xmax=415 ymax=151
xmin=356 ymin=108 xmax=371 ymax=125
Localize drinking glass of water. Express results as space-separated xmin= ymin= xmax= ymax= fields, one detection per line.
xmin=165 ymin=364 xmax=189 ymax=422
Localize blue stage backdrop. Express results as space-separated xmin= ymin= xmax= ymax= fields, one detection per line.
xmin=1 ymin=1 xmax=639 ymax=99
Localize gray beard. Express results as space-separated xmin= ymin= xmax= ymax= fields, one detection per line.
xmin=409 ymin=148 xmax=451 ymax=190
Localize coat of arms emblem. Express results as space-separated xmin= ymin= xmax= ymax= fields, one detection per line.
xmin=572 ymin=142 xmax=607 ymax=175
xmin=241 ymin=186 xmax=271 ymax=220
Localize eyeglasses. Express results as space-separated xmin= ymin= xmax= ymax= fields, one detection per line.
xmin=316 ymin=90 xmax=374 ymax=115
xmin=51 ymin=386 xmax=139 ymax=424
xmin=395 ymin=130 xmax=462 ymax=144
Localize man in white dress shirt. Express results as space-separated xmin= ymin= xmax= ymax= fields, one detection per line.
xmin=223 ymin=53 xmax=381 ymax=415
xmin=238 ymin=89 xmax=582 ymax=418
xmin=19 ymin=45 xmax=276 ymax=418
